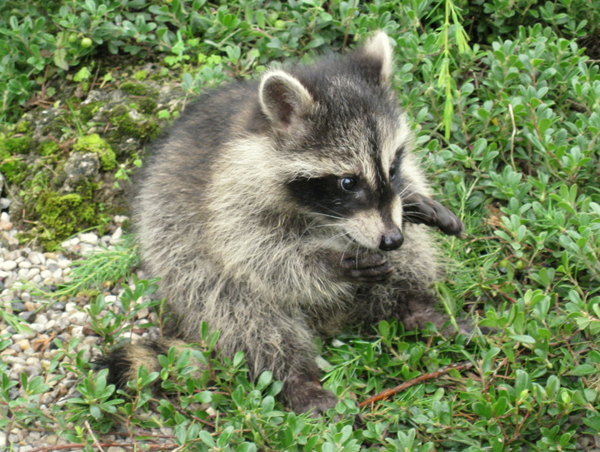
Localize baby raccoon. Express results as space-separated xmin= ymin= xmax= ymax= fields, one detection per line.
xmin=100 ymin=32 xmax=474 ymax=416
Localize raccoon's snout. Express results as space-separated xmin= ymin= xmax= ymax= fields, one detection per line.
xmin=379 ymin=227 xmax=404 ymax=251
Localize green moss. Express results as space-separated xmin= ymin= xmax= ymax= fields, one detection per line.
xmin=119 ymin=82 xmax=158 ymax=98
xmin=0 ymin=157 xmax=28 ymax=184
xmin=39 ymin=140 xmax=60 ymax=156
xmin=109 ymin=108 xmax=160 ymax=143
xmin=0 ymin=136 xmax=32 ymax=155
xmin=33 ymin=184 xmax=107 ymax=251
xmin=73 ymin=134 xmax=117 ymax=171
xmin=137 ymin=97 xmax=157 ymax=115
xmin=133 ymin=70 xmax=148 ymax=81
xmin=80 ymin=101 xmax=101 ymax=123
xmin=16 ymin=120 xmax=31 ymax=133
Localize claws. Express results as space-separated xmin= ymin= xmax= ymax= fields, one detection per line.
xmin=402 ymin=192 xmax=465 ymax=237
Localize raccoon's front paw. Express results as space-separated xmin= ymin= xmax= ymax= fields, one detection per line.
xmin=338 ymin=252 xmax=393 ymax=283
xmin=402 ymin=192 xmax=464 ymax=237
xmin=284 ymin=381 xmax=340 ymax=417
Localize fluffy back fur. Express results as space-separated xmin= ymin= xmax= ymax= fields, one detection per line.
xmin=101 ymin=32 xmax=472 ymax=416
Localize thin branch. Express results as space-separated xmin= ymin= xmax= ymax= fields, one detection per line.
xmin=85 ymin=420 xmax=105 ymax=452
xmin=359 ymin=361 xmax=474 ymax=408
xmin=508 ymin=103 xmax=517 ymax=171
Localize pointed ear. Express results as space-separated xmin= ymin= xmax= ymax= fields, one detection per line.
xmin=361 ymin=31 xmax=394 ymax=86
xmin=259 ymin=70 xmax=314 ymax=130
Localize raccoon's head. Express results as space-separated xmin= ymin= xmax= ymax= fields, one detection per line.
xmin=259 ymin=32 xmax=411 ymax=252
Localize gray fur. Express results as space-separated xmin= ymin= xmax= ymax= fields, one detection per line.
xmin=102 ymin=32 xmax=471 ymax=416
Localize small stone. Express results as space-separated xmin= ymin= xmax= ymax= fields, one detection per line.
xmin=80 ymin=232 xmax=99 ymax=245
xmin=16 ymin=339 xmax=30 ymax=351
xmin=18 ymin=311 xmax=36 ymax=323
xmin=110 ymin=227 xmax=123 ymax=244
xmin=137 ymin=307 xmax=149 ymax=319
xmin=0 ymin=220 xmax=12 ymax=231
xmin=29 ymin=323 xmax=46 ymax=333
xmin=44 ymin=434 xmax=58 ymax=446
xmin=11 ymin=301 xmax=26 ymax=312
xmin=26 ymin=268 xmax=40 ymax=279
xmin=0 ymin=198 xmax=11 ymax=210
xmin=80 ymin=243 xmax=95 ymax=255
xmin=69 ymin=311 xmax=88 ymax=325
xmin=24 ymin=301 xmax=36 ymax=311
xmin=18 ymin=261 xmax=32 ymax=269
xmin=28 ymin=252 xmax=45 ymax=265
xmin=0 ymin=260 xmax=17 ymax=271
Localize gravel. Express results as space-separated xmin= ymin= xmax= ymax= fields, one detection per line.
xmin=0 ymin=210 xmax=175 ymax=450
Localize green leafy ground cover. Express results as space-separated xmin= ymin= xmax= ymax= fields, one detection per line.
xmin=1 ymin=0 xmax=600 ymax=450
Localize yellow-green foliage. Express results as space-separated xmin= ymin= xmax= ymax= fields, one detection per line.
xmin=73 ymin=134 xmax=116 ymax=171
xmin=0 ymin=135 xmax=32 ymax=155
xmin=34 ymin=189 xmax=100 ymax=250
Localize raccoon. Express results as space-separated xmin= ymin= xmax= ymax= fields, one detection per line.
xmin=100 ymin=32 xmax=475 ymax=416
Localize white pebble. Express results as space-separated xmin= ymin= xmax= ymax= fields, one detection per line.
xmin=26 ymin=268 xmax=40 ymax=279
xmin=80 ymin=232 xmax=99 ymax=245
xmin=28 ymin=252 xmax=45 ymax=265
xmin=29 ymin=323 xmax=46 ymax=333
xmin=18 ymin=261 xmax=32 ymax=269
xmin=1 ymin=261 xmax=17 ymax=271
xmin=110 ymin=227 xmax=123 ymax=244
xmin=69 ymin=311 xmax=88 ymax=325
xmin=80 ymin=243 xmax=95 ymax=255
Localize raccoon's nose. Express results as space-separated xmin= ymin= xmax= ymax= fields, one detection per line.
xmin=379 ymin=228 xmax=404 ymax=251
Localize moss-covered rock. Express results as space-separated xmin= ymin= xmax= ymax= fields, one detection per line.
xmin=0 ymin=135 xmax=32 ymax=155
xmin=73 ymin=134 xmax=116 ymax=171
xmin=39 ymin=140 xmax=60 ymax=156
xmin=0 ymin=157 xmax=28 ymax=185
xmin=32 ymin=184 xmax=108 ymax=250
xmin=119 ymin=82 xmax=158 ymax=98
xmin=109 ymin=105 xmax=160 ymax=143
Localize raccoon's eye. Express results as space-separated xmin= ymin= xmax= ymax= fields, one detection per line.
xmin=389 ymin=163 xmax=397 ymax=181
xmin=339 ymin=177 xmax=358 ymax=192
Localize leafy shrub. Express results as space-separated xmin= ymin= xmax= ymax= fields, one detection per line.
xmin=0 ymin=0 xmax=599 ymax=450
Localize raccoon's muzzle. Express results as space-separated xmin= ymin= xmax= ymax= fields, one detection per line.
xmin=379 ymin=226 xmax=403 ymax=251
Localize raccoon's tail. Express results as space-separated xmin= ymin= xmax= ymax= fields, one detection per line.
xmin=94 ymin=339 xmax=195 ymax=390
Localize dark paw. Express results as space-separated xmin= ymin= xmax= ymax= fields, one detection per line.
xmin=339 ymin=251 xmax=393 ymax=283
xmin=284 ymin=381 xmax=339 ymax=417
xmin=402 ymin=192 xmax=464 ymax=237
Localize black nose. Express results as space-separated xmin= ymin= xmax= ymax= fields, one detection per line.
xmin=379 ymin=228 xmax=404 ymax=251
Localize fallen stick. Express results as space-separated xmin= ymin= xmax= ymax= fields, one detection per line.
xmin=359 ymin=361 xmax=474 ymax=408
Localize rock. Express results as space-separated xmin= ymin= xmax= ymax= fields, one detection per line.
xmin=11 ymin=301 xmax=27 ymax=312
xmin=18 ymin=311 xmax=36 ymax=323
xmin=80 ymin=232 xmax=99 ymax=245
xmin=61 ymin=152 xmax=100 ymax=192
xmin=0 ymin=260 xmax=17 ymax=271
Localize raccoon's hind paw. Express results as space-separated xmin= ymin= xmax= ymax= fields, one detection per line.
xmin=402 ymin=192 xmax=465 ymax=237
xmin=283 ymin=381 xmax=340 ymax=418
xmin=323 ymin=251 xmax=393 ymax=283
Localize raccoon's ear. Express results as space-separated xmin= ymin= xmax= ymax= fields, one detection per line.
xmin=259 ymin=70 xmax=314 ymax=130
xmin=360 ymin=31 xmax=394 ymax=86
